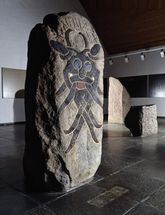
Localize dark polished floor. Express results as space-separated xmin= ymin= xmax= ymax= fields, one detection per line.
xmin=0 ymin=118 xmax=165 ymax=215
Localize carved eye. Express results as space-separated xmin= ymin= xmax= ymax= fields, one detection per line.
xmin=73 ymin=58 xmax=82 ymax=70
xmin=68 ymin=73 xmax=73 ymax=78
xmin=84 ymin=61 xmax=92 ymax=72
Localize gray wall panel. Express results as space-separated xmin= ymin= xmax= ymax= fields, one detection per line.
xmin=2 ymin=68 xmax=25 ymax=99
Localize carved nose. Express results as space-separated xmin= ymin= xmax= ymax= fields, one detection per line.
xmin=79 ymin=68 xmax=86 ymax=79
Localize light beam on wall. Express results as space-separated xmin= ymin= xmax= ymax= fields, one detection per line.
xmin=154 ymin=89 xmax=165 ymax=97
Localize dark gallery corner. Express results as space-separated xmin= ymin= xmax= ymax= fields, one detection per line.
xmin=1 ymin=1 xmax=165 ymax=215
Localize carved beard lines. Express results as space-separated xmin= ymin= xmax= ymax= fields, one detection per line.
xmin=51 ymin=38 xmax=102 ymax=152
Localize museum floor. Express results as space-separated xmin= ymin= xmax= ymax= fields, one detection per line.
xmin=0 ymin=118 xmax=165 ymax=215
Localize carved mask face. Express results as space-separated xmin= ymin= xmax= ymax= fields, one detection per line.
xmin=50 ymin=40 xmax=100 ymax=87
xmin=50 ymin=39 xmax=102 ymax=153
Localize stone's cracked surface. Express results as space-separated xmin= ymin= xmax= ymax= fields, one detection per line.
xmin=108 ymin=77 xmax=131 ymax=124
xmin=23 ymin=12 xmax=104 ymax=191
xmin=142 ymin=105 xmax=158 ymax=136
xmin=125 ymin=104 xmax=158 ymax=137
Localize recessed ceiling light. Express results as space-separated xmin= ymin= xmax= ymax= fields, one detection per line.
xmin=109 ymin=58 xmax=113 ymax=65
xmin=160 ymin=49 xmax=165 ymax=58
xmin=124 ymin=56 xmax=129 ymax=63
xmin=140 ymin=52 xmax=145 ymax=61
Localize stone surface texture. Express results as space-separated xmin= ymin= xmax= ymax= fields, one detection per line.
xmin=23 ymin=12 xmax=104 ymax=191
xmin=108 ymin=77 xmax=131 ymax=124
xmin=125 ymin=104 xmax=158 ymax=136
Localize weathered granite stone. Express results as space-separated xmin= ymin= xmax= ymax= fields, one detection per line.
xmin=125 ymin=104 xmax=158 ymax=136
xmin=108 ymin=77 xmax=131 ymax=124
xmin=23 ymin=12 xmax=104 ymax=191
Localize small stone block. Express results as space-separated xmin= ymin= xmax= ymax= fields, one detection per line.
xmin=125 ymin=104 xmax=158 ymax=136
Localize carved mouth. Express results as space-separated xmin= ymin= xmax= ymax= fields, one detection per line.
xmin=76 ymin=81 xmax=86 ymax=90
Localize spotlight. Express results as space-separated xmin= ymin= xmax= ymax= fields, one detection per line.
xmin=140 ymin=52 xmax=145 ymax=61
xmin=109 ymin=58 xmax=113 ymax=65
xmin=160 ymin=49 xmax=165 ymax=58
xmin=124 ymin=56 xmax=129 ymax=63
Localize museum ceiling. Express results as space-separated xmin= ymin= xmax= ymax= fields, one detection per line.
xmin=80 ymin=0 xmax=165 ymax=55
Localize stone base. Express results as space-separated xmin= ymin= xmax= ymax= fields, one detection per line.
xmin=24 ymin=173 xmax=96 ymax=193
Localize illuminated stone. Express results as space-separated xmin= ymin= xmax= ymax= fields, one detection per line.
xmin=108 ymin=77 xmax=131 ymax=124
xmin=23 ymin=12 xmax=104 ymax=191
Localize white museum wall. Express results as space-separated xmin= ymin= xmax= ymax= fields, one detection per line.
xmin=0 ymin=0 xmax=87 ymax=124
xmin=105 ymin=49 xmax=165 ymax=117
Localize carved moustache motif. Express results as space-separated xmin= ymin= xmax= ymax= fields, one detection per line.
xmin=50 ymin=29 xmax=103 ymax=153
